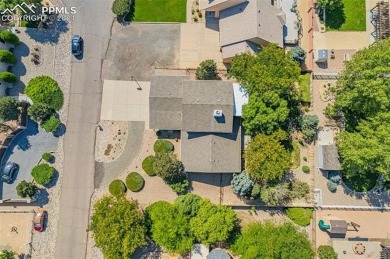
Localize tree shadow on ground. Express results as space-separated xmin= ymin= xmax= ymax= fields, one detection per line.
xmin=131 ymin=239 xmax=163 ymax=259
xmin=44 ymin=170 xmax=59 ymax=189
xmin=33 ymin=188 xmax=49 ymax=205
xmin=53 ymin=123 xmax=66 ymax=138
xmin=323 ymin=4 xmax=346 ymax=30
xmin=24 ymin=19 xmax=69 ymax=44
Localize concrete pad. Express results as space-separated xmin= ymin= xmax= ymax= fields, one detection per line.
xmin=0 ymin=211 xmax=33 ymax=255
xmin=333 ymin=240 xmax=381 ymax=259
xmin=180 ymin=23 xmax=226 ymax=70
xmin=313 ymin=31 xmax=369 ymax=51
xmin=100 ymin=80 xmax=150 ymax=127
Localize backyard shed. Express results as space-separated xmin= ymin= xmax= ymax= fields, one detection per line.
xmin=318 ymin=144 xmax=341 ymax=171
xmin=315 ymin=49 xmax=328 ymax=63
xmin=330 ymin=220 xmax=348 ymax=234
xmin=206 ymin=248 xmax=230 ymax=259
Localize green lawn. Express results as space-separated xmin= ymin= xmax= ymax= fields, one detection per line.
xmin=298 ymin=73 xmax=311 ymax=103
xmin=325 ymin=0 xmax=366 ymax=31
xmin=132 ymin=0 xmax=187 ymax=22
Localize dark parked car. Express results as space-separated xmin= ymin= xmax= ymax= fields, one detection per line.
xmin=71 ymin=35 xmax=83 ymax=56
xmin=1 ymin=162 xmax=17 ymax=183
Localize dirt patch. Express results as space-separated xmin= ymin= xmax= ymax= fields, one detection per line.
xmin=95 ymin=121 xmax=130 ymax=163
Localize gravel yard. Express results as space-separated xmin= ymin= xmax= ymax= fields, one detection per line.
xmin=95 ymin=121 xmax=129 ymax=163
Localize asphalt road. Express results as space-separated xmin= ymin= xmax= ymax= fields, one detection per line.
xmin=55 ymin=0 xmax=113 ymax=258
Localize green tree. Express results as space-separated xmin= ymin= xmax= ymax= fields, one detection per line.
xmin=316 ymin=0 xmax=342 ymax=10
xmin=232 ymin=222 xmax=314 ymax=259
xmin=337 ymin=113 xmax=390 ymax=181
xmin=332 ymin=38 xmax=390 ymax=130
xmin=190 ymin=199 xmax=238 ymax=245
xmin=31 ymin=164 xmax=55 ymax=185
xmin=301 ymin=114 xmax=319 ymax=142
xmin=28 ymin=103 xmax=54 ymax=124
xmin=245 ymin=130 xmax=291 ymax=183
xmin=195 ymin=59 xmax=220 ymax=80
xmin=242 ymin=92 xmax=289 ymax=135
xmin=90 ymin=196 xmax=146 ymax=259
xmin=0 ymin=249 xmax=15 ymax=259
xmin=290 ymin=46 xmax=306 ymax=65
xmin=0 ymin=30 xmax=20 ymax=45
xmin=16 ymin=180 xmax=38 ymax=198
xmin=288 ymin=179 xmax=310 ymax=200
xmin=145 ymin=201 xmax=194 ymax=254
xmin=153 ymin=151 xmax=188 ymax=193
xmin=231 ymin=171 xmax=254 ymax=198
xmin=229 ymin=44 xmax=300 ymax=96
xmin=0 ymin=50 xmax=16 ymax=64
xmin=174 ymin=193 xmax=202 ymax=217
xmin=25 ymin=76 xmax=64 ymax=111
xmin=0 ymin=72 xmax=17 ymax=83
xmin=0 ymin=97 xmax=18 ymax=121
xmin=285 ymin=208 xmax=313 ymax=227
xmin=111 ymin=0 xmax=130 ymax=17
xmin=260 ymin=183 xmax=290 ymax=205
xmin=318 ymin=245 xmax=338 ymax=259
xmin=41 ymin=115 xmax=61 ymax=133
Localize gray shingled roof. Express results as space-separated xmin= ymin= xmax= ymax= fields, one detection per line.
xmin=317 ymin=144 xmax=341 ymax=171
xmin=206 ymin=249 xmax=230 ymax=259
xmin=149 ymin=75 xmax=189 ymax=130
xmin=181 ymin=117 xmax=242 ymax=173
xmin=330 ymin=220 xmax=347 ymax=234
xmin=221 ymin=40 xmax=259 ymax=60
xmin=182 ymin=80 xmax=234 ymax=133
xmin=219 ymin=0 xmax=285 ymax=49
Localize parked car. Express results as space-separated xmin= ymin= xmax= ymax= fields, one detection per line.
xmin=71 ymin=35 xmax=83 ymax=56
xmin=1 ymin=162 xmax=17 ymax=183
xmin=33 ymin=209 xmax=47 ymax=232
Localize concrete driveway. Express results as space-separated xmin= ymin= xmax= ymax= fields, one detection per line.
xmin=0 ymin=120 xmax=58 ymax=200
xmin=102 ymin=23 xmax=181 ymax=81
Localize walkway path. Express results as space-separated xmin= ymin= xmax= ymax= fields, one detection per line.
xmin=55 ymin=0 xmax=113 ymax=258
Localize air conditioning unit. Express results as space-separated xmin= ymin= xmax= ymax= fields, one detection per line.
xmin=214 ymin=110 xmax=223 ymax=117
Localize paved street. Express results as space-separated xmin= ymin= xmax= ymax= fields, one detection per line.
xmin=55 ymin=0 xmax=113 ymax=258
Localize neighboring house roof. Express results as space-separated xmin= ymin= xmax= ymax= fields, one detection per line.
xmin=191 ymin=244 xmax=209 ymax=259
xmin=200 ymin=0 xmax=247 ymax=11
xmin=330 ymin=220 xmax=347 ymax=234
xmin=206 ymin=248 xmax=231 ymax=259
xmin=182 ymin=80 xmax=233 ymax=133
xmin=318 ymin=144 xmax=341 ymax=171
xmin=219 ymin=0 xmax=285 ymax=49
xmin=181 ymin=117 xmax=242 ymax=173
xmin=149 ymin=75 xmax=189 ymax=130
xmin=233 ymin=83 xmax=248 ymax=116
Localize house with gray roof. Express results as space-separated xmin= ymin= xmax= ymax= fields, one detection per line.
xmin=200 ymin=0 xmax=286 ymax=62
xmin=149 ymin=75 xmax=245 ymax=173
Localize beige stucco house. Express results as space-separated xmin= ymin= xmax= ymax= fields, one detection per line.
xmin=200 ymin=0 xmax=286 ymax=62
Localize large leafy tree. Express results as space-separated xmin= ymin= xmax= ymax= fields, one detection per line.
xmin=174 ymin=193 xmax=202 ymax=217
xmin=245 ymin=130 xmax=291 ymax=183
xmin=111 ymin=0 xmax=130 ymax=17
xmin=333 ymin=38 xmax=390 ymax=130
xmin=316 ymin=0 xmax=342 ymax=10
xmin=337 ymin=113 xmax=390 ymax=180
xmin=232 ymin=222 xmax=314 ymax=259
xmin=317 ymin=245 xmax=338 ymax=259
xmin=145 ymin=201 xmax=194 ymax=255
xmin=229 ymin=44 xmax=300 ymax=96
xmin=190 ymin=199 xmax=238 ymax=245
xmin=89 ymin=196 xmax=146 ymax=259
xmin=195 ymin=59 xmax=220 ymax=80
xmin=242 ymin=91 xmax=289 ymax=136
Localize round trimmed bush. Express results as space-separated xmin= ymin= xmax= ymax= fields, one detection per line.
xmin=0 ymin=50 xmax=16 ymax=64
xmin=328 ymin=172 xmax=341 ymax=184
xmin=41 ymin=115 xmax=61 ymax=133
xmin=153 ymin=140 xmax=174 ymax=153
xmin=142 ymin=155 xmax=156 ymax=176
xmin=125 ymin=172 xmax=144 ymax=192
xmin=327 ymin=180 xmax=337 ymax=192
xmin=0 ymin=30 xmax=20 ymax=45
xmin=318 ymin=245 xmax=337 ymax=259
xmin=109 ymin=180 xmax=126 ymax=196
xmin=0 ymin=71 xmax=17 ymax=83
xmin=285 ymin=208 xmax=313 ymax=226
xmin=25 ymin=76 xmax=64 ymax=111
xmin=31 ymin=164 xmax=55 ymax=185
xmin=302 ymin=165 xmax=310 ymax=173
xmin=42 ymin=152 xmax=53 ymax=162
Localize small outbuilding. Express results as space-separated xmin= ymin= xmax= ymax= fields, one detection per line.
xmin=206 ymin=248 xmax=230 ymax=259
xmin=315 ymin=49 xmax=328 ymax=63
xmin=330 ymin=220 xmax=348 ymax=235
xmin=318 ymin=144 xmax=341 ymax=171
